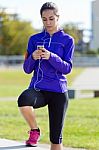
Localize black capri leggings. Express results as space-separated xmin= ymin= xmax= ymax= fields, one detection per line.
xmin=18 ymin=88 xmax=69 ymax=144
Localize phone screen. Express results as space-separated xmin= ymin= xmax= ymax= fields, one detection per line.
xmin=37 ymin=45 xmax=44 ymax=50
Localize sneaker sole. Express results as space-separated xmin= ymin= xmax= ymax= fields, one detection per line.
xmin=26 ymin=134 xmax=40 ymax=147
xmin=26 ymin=143 xmax=37 ymax=147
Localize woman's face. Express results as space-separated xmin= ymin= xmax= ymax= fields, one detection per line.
xmin=41 ymin=9 xmax=59 ymax=34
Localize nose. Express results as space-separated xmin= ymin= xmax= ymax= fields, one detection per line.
xmin=46 ymin=19 xmax=50 ymax=25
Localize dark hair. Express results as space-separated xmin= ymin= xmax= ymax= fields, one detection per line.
xmin=40 ymin=2 xmax=59 ymax=17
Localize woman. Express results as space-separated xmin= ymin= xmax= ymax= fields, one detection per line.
xmin=18 ymin=2 xmax=75 ymax=150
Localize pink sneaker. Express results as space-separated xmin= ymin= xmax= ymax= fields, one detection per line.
xmin=26 ymin=129 xmax=40 ymax=147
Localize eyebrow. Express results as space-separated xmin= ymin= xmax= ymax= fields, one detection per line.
xmin=42 ymin=16 xmax=54 ymax=19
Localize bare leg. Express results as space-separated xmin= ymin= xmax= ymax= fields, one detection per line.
xmin=19 ymin=106 xmax=38 ymax=129
xmin=50 ymin=143 xmax=63 ymax=150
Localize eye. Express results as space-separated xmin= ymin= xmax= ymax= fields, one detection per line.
xmin=49 ymin=18 xmax=54 ymax=21
xmin=42 ymin=19 xmax=47 ymax=21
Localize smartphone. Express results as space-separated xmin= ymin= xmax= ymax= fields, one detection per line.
xmin=37 ymin=45 xmax=44 ymax=50
xmin=37 ymin=45 xmax=45 ymax=52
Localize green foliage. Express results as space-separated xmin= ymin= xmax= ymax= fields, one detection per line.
xmin=0 ymin=9 xmax=36 ymax=55
xmin=4 ymin=20 xmax=35 ymax=55
xmin=62 ymin=23 xmax=80 ymax=44
xmin=85 ymin=49 xmax=99 ymax=56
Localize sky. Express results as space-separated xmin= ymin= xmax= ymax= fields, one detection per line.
xmin=0 ymin=0 xmax=92 ymax=30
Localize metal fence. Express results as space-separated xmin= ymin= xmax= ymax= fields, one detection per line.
xmin=0 ymin=55 xmax=24 ymax=66
xmin=73 ymin=56 xmax=99 ymax=67
xmin=0 ymin=55 xmax=99 ymax=67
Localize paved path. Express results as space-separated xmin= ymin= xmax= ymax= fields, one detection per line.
xmin=71 ymin=67 xmax=99 ymax=98
xmin=0 ymin=139 xmax=86 ymax=150
xmin=72 ymin=67 xmax=99 ymax=90
xmin=0 ymin=97 xmax=18 ymax=101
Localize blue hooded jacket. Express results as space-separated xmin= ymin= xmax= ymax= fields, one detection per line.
xmin=23 ymin=29 xmax=75 ymax=93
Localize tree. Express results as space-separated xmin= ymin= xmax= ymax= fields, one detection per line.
xmin=3 ymin=20 xmax=36 ymax=55
xmin=0 ymin=7 xmax=36 ymax=55
xmin=62 ymin=23 xmax=81 ymax=45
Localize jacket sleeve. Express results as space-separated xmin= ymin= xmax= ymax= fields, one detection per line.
xmin=23 ymin=55 xmax=36 ymax=74
xmin=23 ymin=36 xmax=36 ymax=74
xmin=48 ymin=37 xmax=75 ymax=74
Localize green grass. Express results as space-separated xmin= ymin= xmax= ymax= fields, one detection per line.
xmin=0 ymin=67 xmax=83 ymax=97
xmin=0 ymin=68 xmax=32 ymax=97
xmin=1 ymin=67 xmax=98 ymax=149
xmin=67 ymin=67 xmax=84 ymax=86
xmin=64 ymin=98 xmax=99 ymax=150
xmin=0 ymin=98 xmax=99 ymax=150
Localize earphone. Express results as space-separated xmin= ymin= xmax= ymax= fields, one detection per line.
xmin=34 ymin=30 xmax=51 ymax=91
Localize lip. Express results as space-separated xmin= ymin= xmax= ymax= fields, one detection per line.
xmin=46 ymin=26 xmax=52 ymax=28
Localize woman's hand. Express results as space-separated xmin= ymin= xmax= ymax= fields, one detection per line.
xmin=32 ymin=48 xmax=50 ymax=60
xmin=32 ymin=49 xmax=42 ymax=60
xmin=41 ymin=48 xmax=50 ymax=60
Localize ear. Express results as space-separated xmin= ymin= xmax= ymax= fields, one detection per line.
xmin=57 ymin=15 xmax=59 ymax=21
